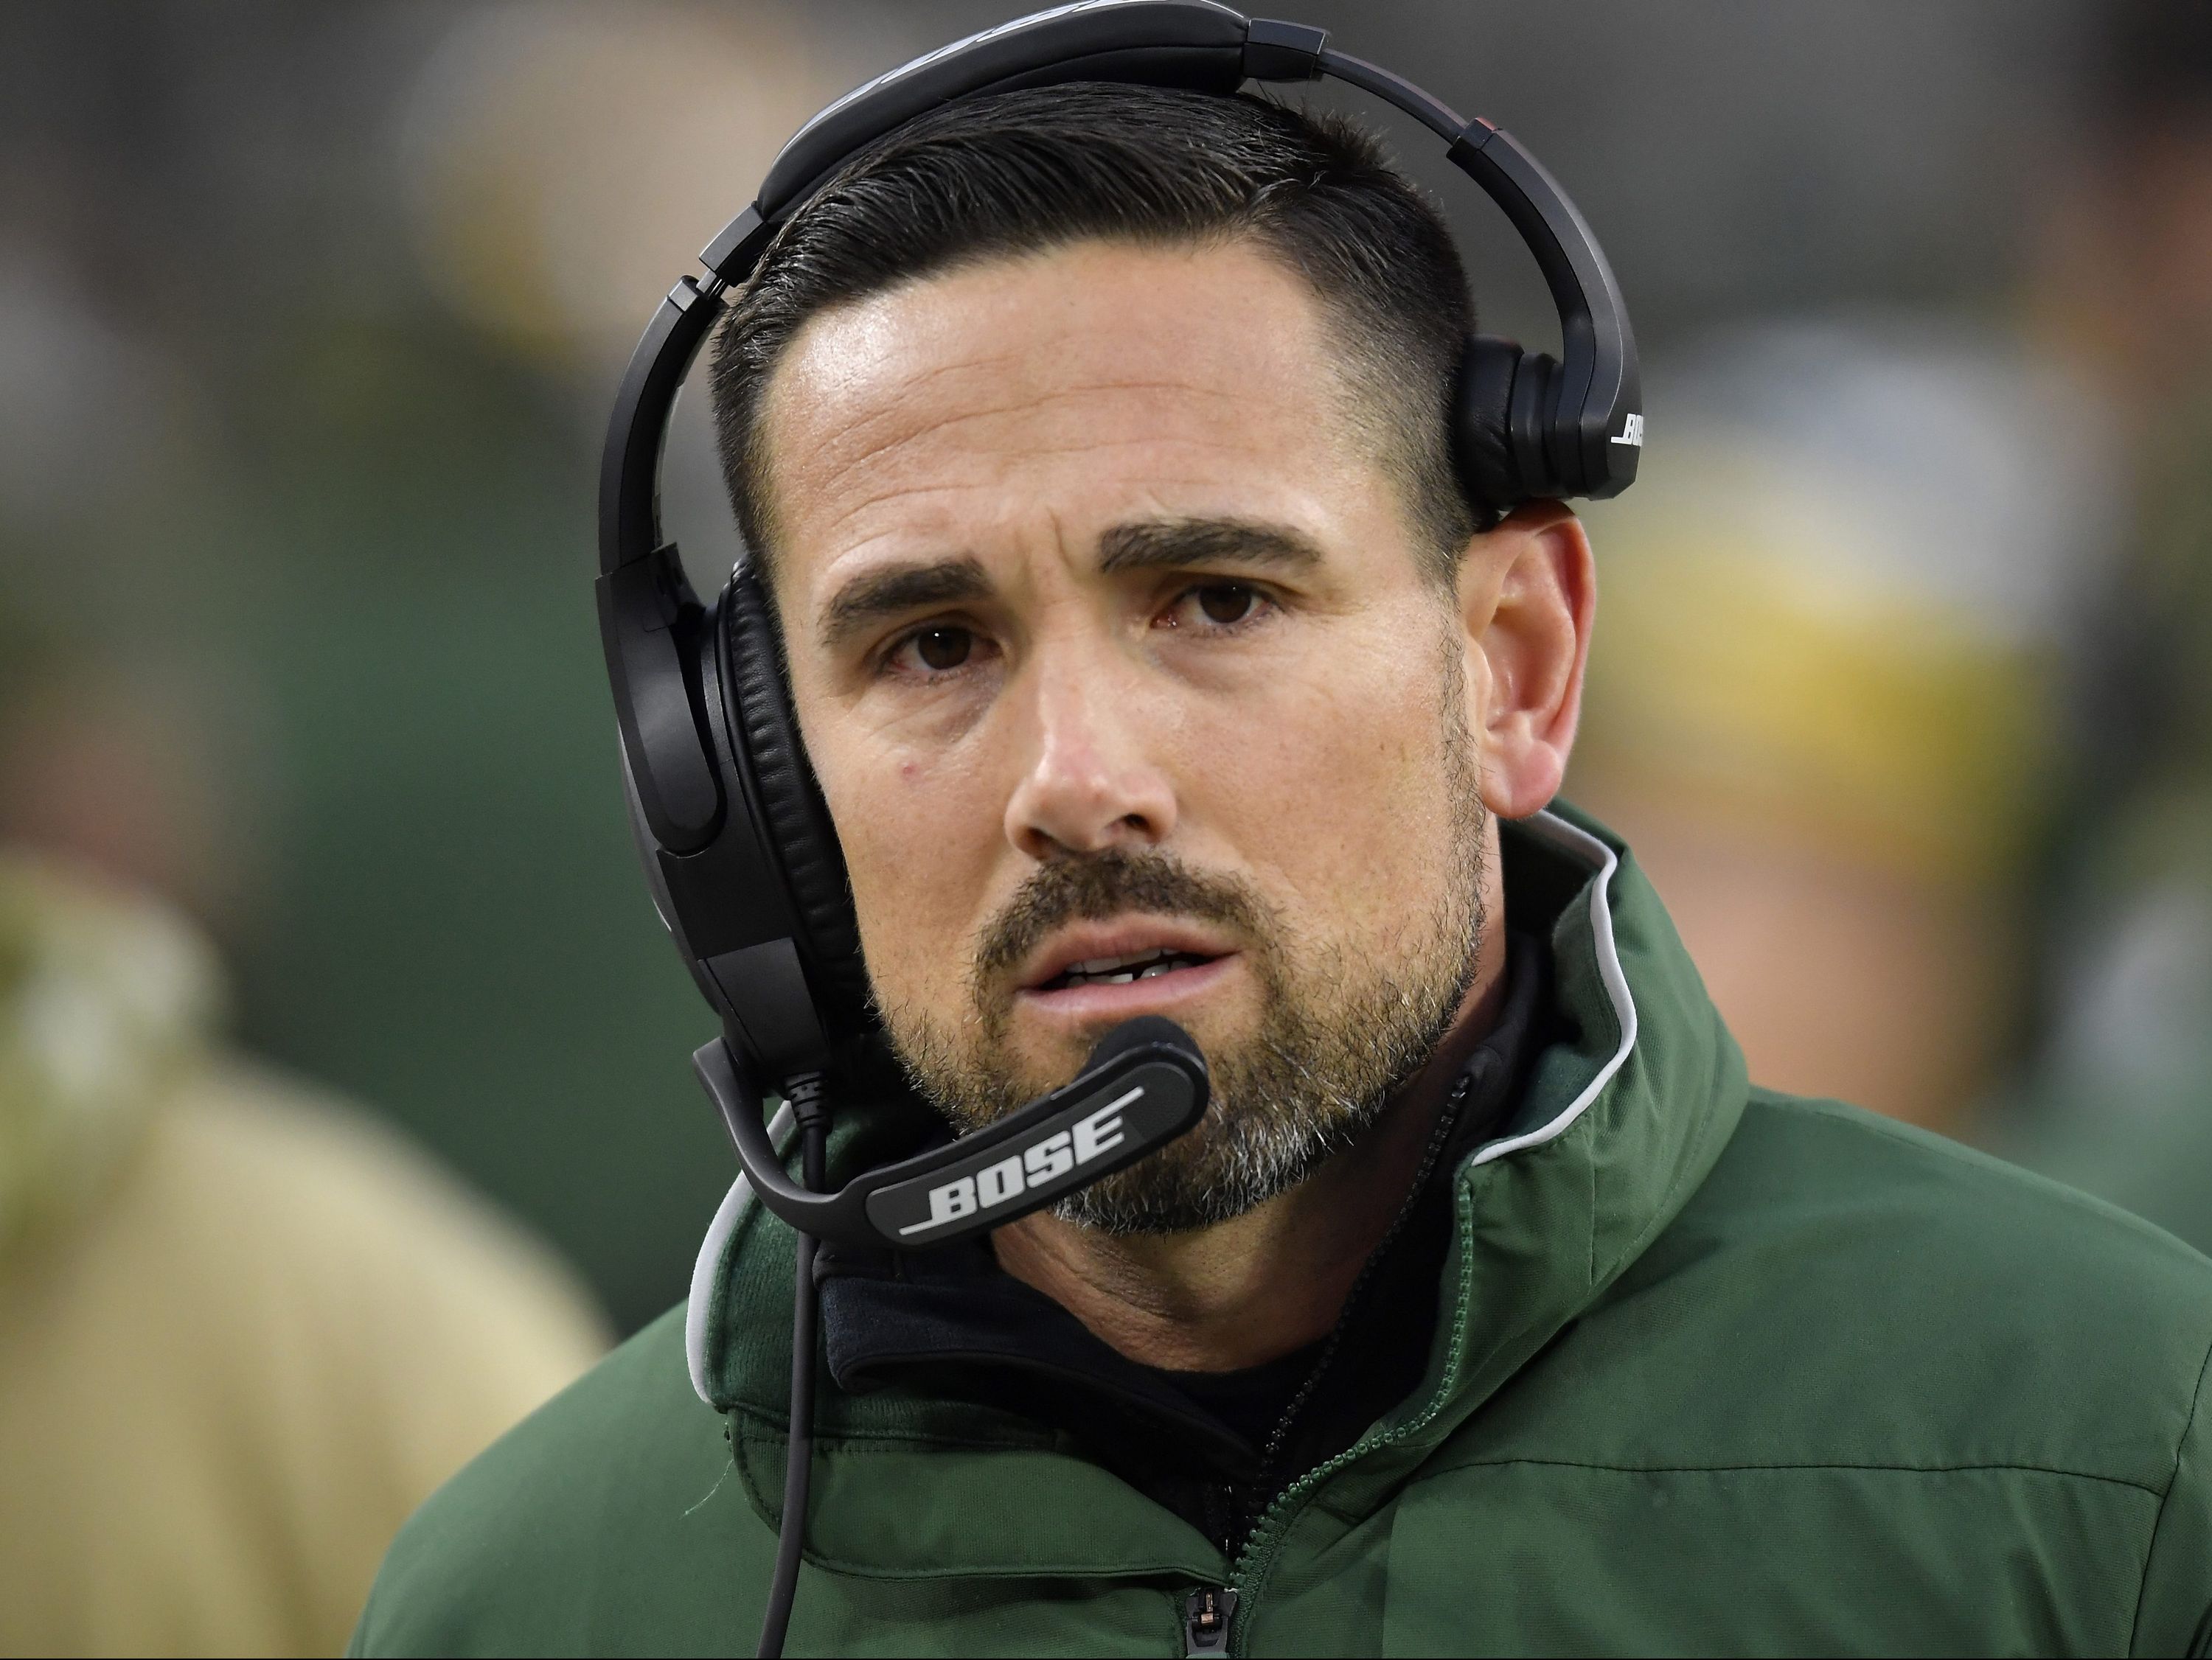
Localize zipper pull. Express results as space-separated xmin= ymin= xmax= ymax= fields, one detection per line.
xmin=1183 ymin=1586 xmax=1238 ymax=1657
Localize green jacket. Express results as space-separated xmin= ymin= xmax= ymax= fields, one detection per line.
xmin=353 ymin=809 xmax=2212 ymax=1656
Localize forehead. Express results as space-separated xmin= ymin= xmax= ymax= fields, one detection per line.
xmin=755 ymin=240 xmax=1388 ymax=605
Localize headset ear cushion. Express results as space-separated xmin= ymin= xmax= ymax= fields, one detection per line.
xmin=720 ymin=566 xmax=872 ymax=1020
xmin=1454 ymin=333 xmax=1526 ymax=528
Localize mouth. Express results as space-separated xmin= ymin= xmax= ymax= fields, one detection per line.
xmin=1036 ymin=945 xmax=1222 ymax=991
xmin=1011 ymin=921 xmax=1242 ymax=1022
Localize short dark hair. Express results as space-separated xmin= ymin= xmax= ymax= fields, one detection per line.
xmin=709 ymin=82 xmax=1477 ymax=580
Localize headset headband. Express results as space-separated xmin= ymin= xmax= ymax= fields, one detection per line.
xmin=599 ymin=0 xmax=1639 ymax=867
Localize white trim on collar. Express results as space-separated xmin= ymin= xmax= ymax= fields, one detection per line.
xmin=1467 ymin=809 xmax=1638 ymax=1168
xmin=686 ymin=1101 xmax=793 ymax=1406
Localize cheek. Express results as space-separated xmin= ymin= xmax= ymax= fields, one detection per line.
xmin=812 ymin=726 xmax=1005 ymax=1003
xmin=1195 ymin=628 xmax=1460 ymax=919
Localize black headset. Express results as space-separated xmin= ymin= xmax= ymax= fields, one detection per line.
xmin=597 ymin=0 xmax=1642 ymax=1116
xmin=597 ymin=7 xmax=1639 ymax=1647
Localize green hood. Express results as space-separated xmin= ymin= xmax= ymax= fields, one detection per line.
xmin=689 ymin=805 xmax=1747 ymax=1578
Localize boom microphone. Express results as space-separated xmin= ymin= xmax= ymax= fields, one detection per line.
xmin=695 ymin=1015 xmax=1212 ymax=1250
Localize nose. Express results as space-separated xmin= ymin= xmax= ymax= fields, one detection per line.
xmin=1002 ymin=634 xmax=1178 ymax=862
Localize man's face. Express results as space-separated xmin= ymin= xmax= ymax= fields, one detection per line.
xmin=760 ymin=240 xmax=1492 ymax=1230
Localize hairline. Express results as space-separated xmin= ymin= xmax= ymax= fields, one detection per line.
xmin=742 ymin=228 xmax=1465 ymax=595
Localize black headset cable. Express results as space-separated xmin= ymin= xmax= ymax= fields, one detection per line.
xmin=757 ymin=1074 xmax=830 ymax=1660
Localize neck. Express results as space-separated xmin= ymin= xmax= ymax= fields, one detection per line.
xmin=992 ymin=938 xmax=1510 ymax=1373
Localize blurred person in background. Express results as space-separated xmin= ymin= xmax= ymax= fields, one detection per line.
xmin=0 ymin=615 xmax=608 ymax=1659
xmin=1571 ymin=321 xmax=2110 ymax=1131
xmin=0 ymin=1 xmax=877 ymax=1354
xmin=1989 ymin=1 xmax=2212 ymax=1251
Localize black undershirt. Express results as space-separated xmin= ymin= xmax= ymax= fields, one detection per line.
xmin=818 ymin=938 xmax=1548 ymax=1555
xmin=1158 ymin=1339 xmax=1330 ymax=1454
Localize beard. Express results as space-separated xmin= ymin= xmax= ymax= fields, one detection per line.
xmin=876 ymin=650 xmax=1489 ymax=1235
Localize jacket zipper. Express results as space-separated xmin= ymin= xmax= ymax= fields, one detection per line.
xmin=1183 ymin=1586 xmax=1237 ymax=1656
xmin=1213 ymin=1071 xmax=1478 ymax=1655
xmin=1221 ymin=1174 xmax=1484 ymax=1651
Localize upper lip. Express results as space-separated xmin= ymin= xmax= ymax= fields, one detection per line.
xmin=1015 ymin=918 xmax=1239 ymax=991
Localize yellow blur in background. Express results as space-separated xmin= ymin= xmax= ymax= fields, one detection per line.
xmin=0 ymin=858 xmax=606 ymax=1656
xmin=1572 ymin=327 xmax=2104 ymax=1132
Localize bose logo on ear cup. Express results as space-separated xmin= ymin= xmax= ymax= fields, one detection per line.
xmin=899 ymin=1089 xmax=1138 ymax=1237
xmin=1612 ymin=413 xmax=1645 ymax=448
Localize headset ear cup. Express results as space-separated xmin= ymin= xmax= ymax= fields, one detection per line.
xmin=1508 ymin=349 xmax=1567 ymax=501
xmin=720 ymin=567 xmax=872 ymax=1022
xmin=1453 ymin=334 xmax=1526 ymax=528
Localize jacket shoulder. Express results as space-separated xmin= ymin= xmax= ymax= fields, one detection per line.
xmin=1553 ymin=1091 xmax=2212 ymax=1488
xmin=1716 ymin=1089 xmax=2212 ymax=1331
xmin=351 ymin=1305 xmax=771 ymax=1658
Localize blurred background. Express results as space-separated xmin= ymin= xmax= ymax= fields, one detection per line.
xmin=4 ymin=1 xmax=2211 ymax=1647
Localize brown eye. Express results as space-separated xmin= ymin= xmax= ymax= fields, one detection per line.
xmin=1196 ymin=583 xmax=1257 ymax=626
xmin=914 ymin=627 xmax=973 ymax=672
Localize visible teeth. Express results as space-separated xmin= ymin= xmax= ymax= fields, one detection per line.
xmin=1068 ymin=949 xmax=1169 ymax=975
xmin=1046 ymin=946 xmax=1214 ymax=988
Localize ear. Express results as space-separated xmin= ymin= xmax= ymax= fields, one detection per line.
xmin=1455 ymin=502 xmax=1596 ymax=820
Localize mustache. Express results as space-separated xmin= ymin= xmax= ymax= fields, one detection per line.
xmin=973 ymin=848 xmax=1273 ymax=986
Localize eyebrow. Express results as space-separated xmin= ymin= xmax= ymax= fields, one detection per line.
xmin=1096 ymin=516 xmax=1324 ymax=577
xmin=813 ymin=517 xmax=1324 ymax=654
xmin=818 ymin=557 xmax=992 ymax=652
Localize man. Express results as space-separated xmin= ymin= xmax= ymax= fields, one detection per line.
xmin=1568 ymin=322 xmax=2094 ymax=1131
xmin=1992 ymin=0 xmax=2212 ymax=1262
xmin=355 ymin=83 xmax=2212 ymax=1655
xmin=0 ymin=627 xmax=608 ymax=1656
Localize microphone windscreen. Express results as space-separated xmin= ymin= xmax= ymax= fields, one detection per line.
xmin=1083 ymin=1014 xmax=1200 ymax=1071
